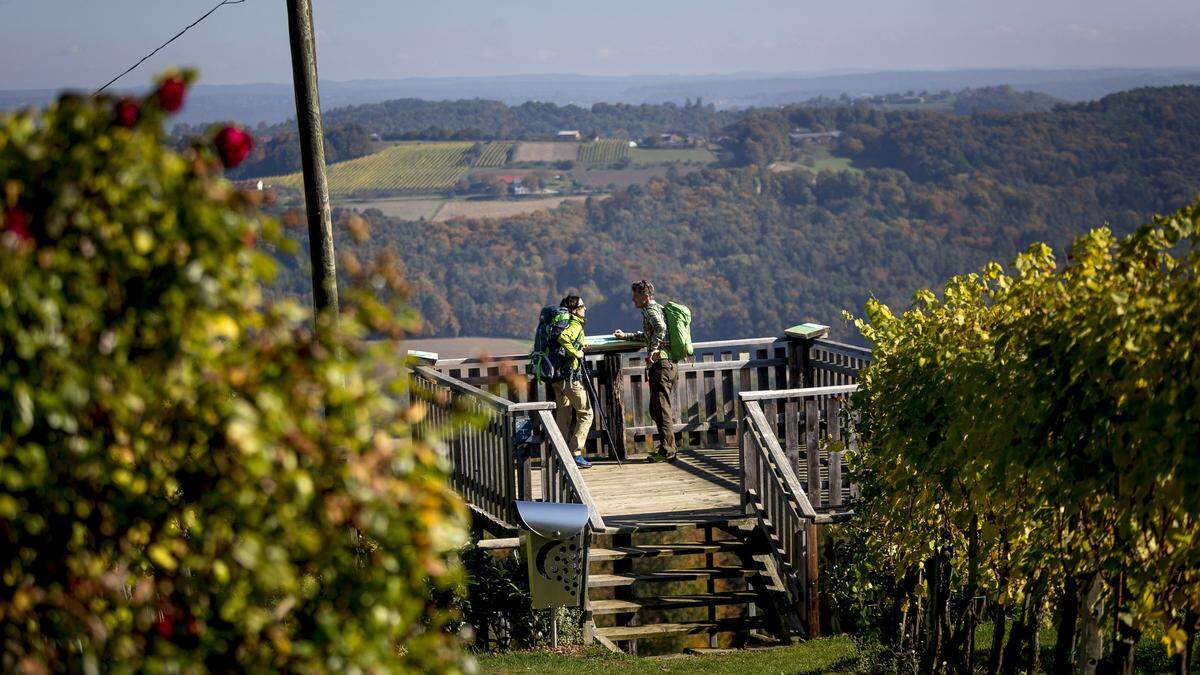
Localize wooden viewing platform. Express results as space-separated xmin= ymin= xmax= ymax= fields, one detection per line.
xmin=411 ymin=325 xmax=872 ymax=653
xmin=531 ymin=447 xmax=744 ymax=530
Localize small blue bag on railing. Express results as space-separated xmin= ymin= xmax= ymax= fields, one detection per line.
xmin=512 ymin=416 xmax=539 ymax=465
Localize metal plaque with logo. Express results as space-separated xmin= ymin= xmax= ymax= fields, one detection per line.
xmin=513 ymin=500 xmax=590 ymax=609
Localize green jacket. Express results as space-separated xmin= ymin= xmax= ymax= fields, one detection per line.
xmin=558 ymin=314 xmax=586 ymax=372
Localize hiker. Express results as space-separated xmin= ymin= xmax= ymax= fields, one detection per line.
xmin=614 ymin=280 xmax=678 ymax=462
xmin=551 ymin=295 xmax=594 ymax=469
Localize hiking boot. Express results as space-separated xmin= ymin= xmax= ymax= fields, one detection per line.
xmin=574 ymin=455 xmax=592 ymax=469
xmin=645 ymin=450 xmax=677 ymax=463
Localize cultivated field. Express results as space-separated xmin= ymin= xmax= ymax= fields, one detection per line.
xmin=578 ymin=139 xmax=630 ymax=166
xmin=474 ymin=141 xmax=514 ymax=167
xmin=340 ymin=197 xmax=445 ymax=220
xmin=512 ymin=141 xmax=579 ymax=163
xmin=271 ymin=142 xmax=473 ymax=195
xmin=630 ymin=147 xmax=718 ymax=166
xmin=434 ymin=195 xmax=592 ymax=222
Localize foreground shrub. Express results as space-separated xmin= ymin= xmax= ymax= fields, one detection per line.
xmin=0 ymin=74 xmax=468 ymax=672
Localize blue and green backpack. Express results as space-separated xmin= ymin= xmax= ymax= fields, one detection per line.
xmin=530 ymin=305 xmax=573 ymax=382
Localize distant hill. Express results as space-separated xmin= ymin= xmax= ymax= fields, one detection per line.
xmin=268 ymin=86 xmax=1200 ymax=344
xmin=4 ymin=68 xmax=1198 ymax=127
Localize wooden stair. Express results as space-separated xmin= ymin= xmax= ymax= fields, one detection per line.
xmin=585 ymin=521 xmax=781 ymax=654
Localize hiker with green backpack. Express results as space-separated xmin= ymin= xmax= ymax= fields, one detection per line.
xmin=530 ymin=295 xmax=594 ymax=469
xmin=613 ymin=280 xmax=693 ymax=463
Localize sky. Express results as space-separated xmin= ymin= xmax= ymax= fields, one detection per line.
xmin=1 ymin=0 xmax=1199 ymax=91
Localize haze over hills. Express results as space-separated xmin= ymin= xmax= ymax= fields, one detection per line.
xmin=4 ymin=67 xmax=1199 ymax=127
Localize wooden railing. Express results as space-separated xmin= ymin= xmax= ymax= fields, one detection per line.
xmin=429 ymin=334 xmax=865 ymax=460
xmin=808 ymin=340 xmax=873 ymax=387
xmin=536 ymin=409 xmax=606 ymax=532
xmin=411 ymin=365 xmax=604 ymax=531
xmin=740 ymin=385 xmax=859 ymax=508
xmin=737 ymin=384 xmax=859 ymax=636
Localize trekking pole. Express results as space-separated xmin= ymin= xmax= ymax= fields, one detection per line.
xmin=583 ymin=361 xmax=622 ymax=466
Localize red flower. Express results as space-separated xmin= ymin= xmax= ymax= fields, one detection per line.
xmin=115 ymin=99 xmax=141 ymax=128
xmin=214 ymin=125 xmax=253 ymax=169
xmin=155 ymin=616 xmax=174 ymax=638
xmin=4 ymin=207 xmax=31 ymax=243
xmin=156 ymin=77 xmax=187 ymax=113
xmin=241 ymin=230 xmax=257 ymax=247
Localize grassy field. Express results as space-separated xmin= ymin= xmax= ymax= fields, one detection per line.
xmin=630 ymin=147 xmax=718 ymax=166
xmin=477 ymin=638 xmax=858 ymax=675
xmin=338 ymin=197 xmax=445 ymax=220
xmin=435 ymin=195 xmax=592 ymax=222
xmin=768 ymin=146 xmax=857 ymax=174
xmin=270 ymin=142 xmax=473 ymax=195
xmin=579 ymin=139 xmax=631 ymax=166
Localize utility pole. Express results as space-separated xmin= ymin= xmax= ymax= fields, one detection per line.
xmin=286 ymin=0 xmax=338 ymax=321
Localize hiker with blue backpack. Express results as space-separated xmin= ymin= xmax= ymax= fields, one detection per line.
xmin=614 ymin=280 xmax=693 ymax=463
xmin=530 ymin=295 xmax=594 ymax=469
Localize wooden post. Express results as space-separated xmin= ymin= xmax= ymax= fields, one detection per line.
xmin=799 ymin=340 xmax=815 ymax=388
xmin=604 ymin=353 xmax=628 ymax=461
xmin=806 ymin=521 xmax=820 ymax=637
xmin=783 ymin=324 xmax=828 ymax=388
xmin=286 ymin=0 xmax=338 ymax=321
xmin=502 ymin=414 xmax=518 ymax=523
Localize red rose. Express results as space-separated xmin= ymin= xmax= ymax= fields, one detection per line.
xmin=214 ymin=125 xmax=253 ymax=169
xmin=156 ymin=77 xmax=187 ymax=113
xmin=4 ymin=207 xmax=31 ymax=243
xmin=115 ymin=99 xmax=141 ymax=128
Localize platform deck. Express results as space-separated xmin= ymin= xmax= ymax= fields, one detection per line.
xmin=532 ymin=446 xmax=746 ymax=530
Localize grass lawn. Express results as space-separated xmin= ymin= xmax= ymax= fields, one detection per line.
xmin=476 ymin=637 xmax=858 ymax=674
xmin=475 ymin=623 xmax=1189 ymax=674
xmin=795 ymin=146 xmax=857 ymax=173
xmin=338 ymin=196 xmax=446 ymax=220
xmin=630 ymin=147 xmax=718 ymax=166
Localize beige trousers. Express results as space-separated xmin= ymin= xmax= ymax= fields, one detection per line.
xmin=551 ymin=379 xmax=594 ymax=456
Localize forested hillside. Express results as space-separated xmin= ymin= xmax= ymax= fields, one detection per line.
xmin=224 ymin=86 xmax=1064 ymax=181
xmin=272 ymin=87 xmax=1200 ymax=342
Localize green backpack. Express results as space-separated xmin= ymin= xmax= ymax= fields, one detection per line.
xmin=662 ymin=301 xmax=694 ymax=361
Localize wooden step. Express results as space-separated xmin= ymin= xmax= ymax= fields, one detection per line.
xmin=595 ymin=616 xmax=765 ymax=641
xmin=588 ymin=590 xmax=759 ymax=615
xmin=589 ymin=541 xmax=748 ymax=562
xmin=588 ymin=565 xmax=759 ymax=588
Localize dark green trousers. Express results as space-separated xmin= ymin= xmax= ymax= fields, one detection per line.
xmin=647 ymin=359 xmax=678 ymax=453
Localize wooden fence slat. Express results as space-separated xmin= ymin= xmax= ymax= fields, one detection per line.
xmin=784 ymin=399 xmax=800 ymax=482
xmin=827 ymin=398 xmax=842 ymax=508
xmin=805 ymin=399 xmax=821 ymax=507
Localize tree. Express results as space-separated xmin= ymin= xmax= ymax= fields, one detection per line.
xmin=0 ymin=75 xmax=469 ymax=672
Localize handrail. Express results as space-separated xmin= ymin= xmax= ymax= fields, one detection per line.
xmin=414 ymin=364 xmax=517 ymax=412
xmin=739 ymin=384 xmax=858 ymax=402
xmin=813 ymin=338 xmax=873 ymax=359
xmin=412 ymin=364 xmax=604 ymax=532
xmin=739 ymin=396 xmax=829 ymax=636
xmin=743 ymin=401 xmax=818 ymax=518
xmin=535 ymin=409 xmax=607 ymax=532
xmin=430 ymin=335 xmax=785 ymax=368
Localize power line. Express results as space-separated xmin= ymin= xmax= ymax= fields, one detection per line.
xmin=94 ymin=0 xmax=247 ymax=95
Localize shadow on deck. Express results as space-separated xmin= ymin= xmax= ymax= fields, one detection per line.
xmin=533 ymin=446 xmax=745 ymax=530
